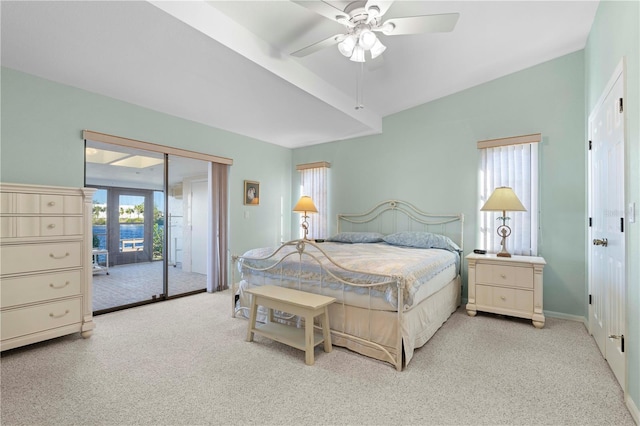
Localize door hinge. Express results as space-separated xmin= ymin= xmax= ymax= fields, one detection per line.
xmin=621 ymin=217 xmax=624 ymax=232
xmin=619 ymin=98 xmax=624 ymax=113
xmin=589 ymin=217 xmax=592 ymax=227
xmin=589 ymin=294 xmax=592 ymax=305
xmin=609 ymin=334 xmax=625 ymax=352
xmin=588 ymin=140 xmax=592 ymax=150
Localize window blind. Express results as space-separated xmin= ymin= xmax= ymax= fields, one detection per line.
xmin=478 ymin=134 xmax=540 ymax=256
xmin=297 ymin=162 xmax=330 ymax=239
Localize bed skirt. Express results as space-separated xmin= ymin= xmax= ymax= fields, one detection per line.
xmin=236 ymin=275 xmax=460 ymax=369
xmin=328 ymin=275 xmax=460 ymax=367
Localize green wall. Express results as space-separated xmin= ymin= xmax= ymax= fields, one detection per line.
xmin=585 ymin=0 xmax=640 ymax=416
xmin=0 ymin=67 xmax=293 ymax=256
xmin=294 ymin=51 xmax=587 ymax=319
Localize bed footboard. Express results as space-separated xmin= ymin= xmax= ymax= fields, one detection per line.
xmin=231 ymin=239 xmax=406 ymax=371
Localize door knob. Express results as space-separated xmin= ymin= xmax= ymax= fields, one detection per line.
xmin=593 ymin=238 xmax=608 ymax=247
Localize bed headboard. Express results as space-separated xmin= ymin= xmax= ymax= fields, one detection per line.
xmin=336 ymin=200 xmax=464 ymax=252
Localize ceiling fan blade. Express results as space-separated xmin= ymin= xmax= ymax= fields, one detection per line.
xmin=291 ymin=0 xmax=349 ymax=23
xmin=364 ymin=0 xmax=394 ymax=18
xmin=291 ymin=34 xmax=344 ymax=57
xmin=381 ymin=13 xmax=460 ymax=36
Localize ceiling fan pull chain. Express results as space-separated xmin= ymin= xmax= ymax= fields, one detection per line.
xmin=355 ymin=62 xmax=365 ymax=110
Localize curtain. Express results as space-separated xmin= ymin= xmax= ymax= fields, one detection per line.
xmin=479 ymin=143 xmax=538 ymax=256
xmin=207 ymin=162 xmax=229 ymax=292
xmin=299 ymin=166 xmax=328 ymax=240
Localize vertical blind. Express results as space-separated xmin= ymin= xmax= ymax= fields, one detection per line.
xmin=478 ymin=134 xmax=540 ymax=256
xmin=297 ymin=162 xmax=330 ymax=240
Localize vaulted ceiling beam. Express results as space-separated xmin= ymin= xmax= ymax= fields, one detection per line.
xmin=148 ymin=0 xmax=382 ymax=135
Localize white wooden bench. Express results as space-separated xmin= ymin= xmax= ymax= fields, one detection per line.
xmin=245 ymin=285 xmax=336 ymax=365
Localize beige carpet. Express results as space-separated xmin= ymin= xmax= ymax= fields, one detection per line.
xmin=0 ymin=291 xmax=635 ymax=425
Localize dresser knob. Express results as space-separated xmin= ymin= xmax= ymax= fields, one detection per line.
xmin=500 ymin=296 xmax=506 ymax=301
xmin=500 ymin=274 xmax=507 ymax=279
xmin=48 ymin=223 xmax=56 ymax=229
xmin=49 ymin=310 xmax=70 ymax=319
xmin=48 ymin=201 xmax=56 ymax=207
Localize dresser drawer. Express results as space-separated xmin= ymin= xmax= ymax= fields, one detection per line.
xmin=476 ymin=263 xmax=533 ymax=289
xmin=476 ymin=285 xmax=533 ymax=313
xmin=1 ymin=297 xmax=82 ymax=341
xmin=37 ymin=217 xmax=82 ymax=237
xmin=1 ymin=217 xmax=83 ymax=238
xmin=0 ymin=242 xmax=83 ymax=275
xmin=1 ymin=270 xmax=82 ymax=308
xmin=0 ymin=193 xmax=82 ymax=215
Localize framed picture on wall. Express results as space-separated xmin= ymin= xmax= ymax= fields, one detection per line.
xmin=244 ymin=180 xmax=260 ymax=205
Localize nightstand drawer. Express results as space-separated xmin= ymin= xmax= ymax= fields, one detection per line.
xmin=476 ymin=285 xmax=533 ymax=313
xmin=476 ymin=263 xmax=533 ymax=289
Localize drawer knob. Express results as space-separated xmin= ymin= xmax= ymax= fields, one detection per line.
xmin=49 ymin=309 xmax=70 ymax=319
xmin=47 ymin=223 xmax=56 ymax=229
xmin=500 ymin=296 xmax=507 ymax=301
xmin=49 ymin=281 xmax=70 ymax=289
xmin=49 ymin=252 xmax=70 ymax=259
xmin=500 ymin=274 xmax=507 ymax=279
xmin=48 ymin=201 xmax=56 ymax=207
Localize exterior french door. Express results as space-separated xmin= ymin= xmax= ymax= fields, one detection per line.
xmin=108 ymin=188 xmax=155 ymax=266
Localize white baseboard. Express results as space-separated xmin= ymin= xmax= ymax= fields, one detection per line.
xmin=459 ymin=303 xmax=590 ymax=328
xmin=627 ymin=394 xmax=640 ymax=425
xmin=544 ymin=310 xmax=588 ymax=327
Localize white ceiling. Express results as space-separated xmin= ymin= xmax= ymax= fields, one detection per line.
xmin=1 ymin=0 xmax=599 ymax=149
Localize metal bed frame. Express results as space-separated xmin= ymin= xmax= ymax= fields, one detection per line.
xmin=231 ymin=200 xmax=464 ymax=370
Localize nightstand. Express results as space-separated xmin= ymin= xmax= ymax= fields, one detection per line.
xmin=466 ymin=253 xmax=546 ymax=328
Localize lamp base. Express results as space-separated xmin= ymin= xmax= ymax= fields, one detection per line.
xmin=497 ymin=252 xmax=512 ymax=258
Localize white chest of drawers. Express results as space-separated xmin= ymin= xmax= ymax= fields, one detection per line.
xmin=465 ymin=253 xmax=546 ymax=328
xmin=1 ymin=183 xmax=96 ymax=351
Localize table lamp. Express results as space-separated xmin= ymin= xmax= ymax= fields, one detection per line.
xmin=481 ymin=186 xmax=527 ymax=257
xmin=293 ymin=196 xmax=318 ymax=240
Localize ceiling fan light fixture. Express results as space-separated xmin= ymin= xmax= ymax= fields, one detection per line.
xmin=350 ymin=45 xmax=366 ymax=62
xmin=369 ymin=38 xmax=386 ymax=59
xmin=338 ymin=35 xmax=357 ymax=57
xmin=358 ymin=29 xmax=377 ymax=50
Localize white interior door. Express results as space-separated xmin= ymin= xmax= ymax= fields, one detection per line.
xmin=588 ymin=65 xmax=626 ymax=390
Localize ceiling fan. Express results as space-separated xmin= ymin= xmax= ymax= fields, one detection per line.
xmin=291 ymin=0 xmax=459 ymax=62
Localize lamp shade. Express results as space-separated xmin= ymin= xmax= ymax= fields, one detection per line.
xmin=481 ymin=187 xmax=527 ymax=212
xmin=293 ymin=196 xmax=318 ymax=213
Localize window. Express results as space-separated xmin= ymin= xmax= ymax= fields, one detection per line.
xmin=297 ymin=162 xmax=330 ymax=239
xmin=478 ymin=134 xmax=540 ymax=256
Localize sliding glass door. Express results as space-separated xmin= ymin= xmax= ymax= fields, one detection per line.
xmin=166 ymin=156 xmax=209 ymax=297
xmin=85 ymin=141 xmax=208 ymax=313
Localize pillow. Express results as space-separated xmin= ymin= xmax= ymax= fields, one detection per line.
xmin=327 ymin=232 xmax=384 ymax=244
xmin=383 ymin=231 xmax=461 ymax=252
